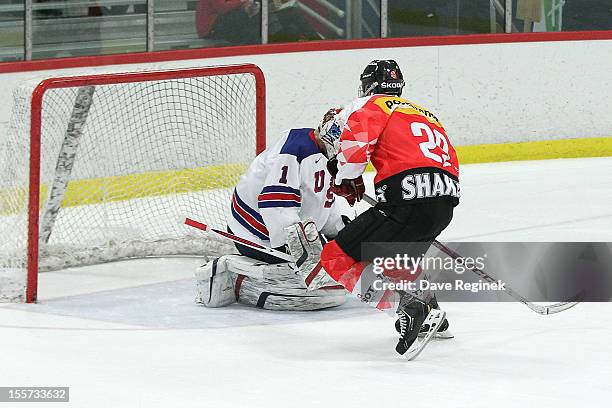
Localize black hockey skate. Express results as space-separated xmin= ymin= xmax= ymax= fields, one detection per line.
xmin=395 ymin=295 xmax=452 ymax=339
xmin=395 ymin=293 xmax=446 ymax=360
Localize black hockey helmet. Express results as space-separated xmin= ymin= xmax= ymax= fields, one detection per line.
xmin=359 ymin=60 xmax=405 ymax=97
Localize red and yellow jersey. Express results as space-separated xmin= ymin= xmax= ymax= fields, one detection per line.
xmin=335 ymin=94 xmax=460 ymax=204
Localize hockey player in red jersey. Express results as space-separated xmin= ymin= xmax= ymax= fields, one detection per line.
xmin=290 ymin=60 xmax=460 ymax=357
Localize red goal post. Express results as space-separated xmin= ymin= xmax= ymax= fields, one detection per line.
xmin=2 ymin=64 xmax=265 ymax=303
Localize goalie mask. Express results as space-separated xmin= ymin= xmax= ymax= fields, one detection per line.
xmin=359 ymin=59 xmax=405 ymax=97
xmin=317 ymin=108 xmax=344 ymax=159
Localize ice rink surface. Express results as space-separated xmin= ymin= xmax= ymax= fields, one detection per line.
xmin=1 ymin=157 xmax=611 ymax=408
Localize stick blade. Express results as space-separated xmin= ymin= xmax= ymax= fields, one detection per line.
xmin=531 ymin=301 xmax=580 ymax=315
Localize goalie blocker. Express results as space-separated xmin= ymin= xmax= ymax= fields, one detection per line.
xmin=195 ymin=254 xmax=346 ymax=311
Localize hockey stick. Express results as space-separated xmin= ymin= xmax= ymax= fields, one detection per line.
xmin=186 ymin=217 xmax=344 ymax=291
xmin=184 ymin=218 xmax=294 ymax=262
xmin=360 ymin=194 xmax=580 ymax=315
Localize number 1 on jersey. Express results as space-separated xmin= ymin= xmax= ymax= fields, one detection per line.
xmin=279 ymin=165 xmax=289 ymax=184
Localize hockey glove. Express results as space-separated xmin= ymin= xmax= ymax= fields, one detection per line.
xmin=285 ymin=219 xmax=331 ymax=290
xmin=331 ymin=176 xmax=365 ymax=206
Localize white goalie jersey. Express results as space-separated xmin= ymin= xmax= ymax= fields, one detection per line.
xmin=228 ymin=128 xmax=345 ymax=249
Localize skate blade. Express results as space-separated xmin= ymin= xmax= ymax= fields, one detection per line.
xmin=433 ymin=329 xmax=454 ymax=339
xmin=404 ymin=310 xmax=446 ymax=361
xmin=418 ymin=329 xmax=454 ymax=340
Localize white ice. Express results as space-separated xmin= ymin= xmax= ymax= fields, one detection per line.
xmin=1 ymin=157 xmax=611 ymax=408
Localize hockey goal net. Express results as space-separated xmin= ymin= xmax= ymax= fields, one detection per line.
xmin=0 ymin=64 xmax=266 ymax=303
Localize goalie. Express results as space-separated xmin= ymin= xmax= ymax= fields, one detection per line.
xmin=195 ymin=109 xmax=350 ymax=311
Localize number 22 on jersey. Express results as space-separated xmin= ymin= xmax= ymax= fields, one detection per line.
xmin=410 ymin=121 xmax=451 ymax=168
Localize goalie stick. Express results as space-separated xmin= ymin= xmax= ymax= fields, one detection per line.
xmin=185 ymin=217 xmax=345 ymax=294
xmin=184 ymin=218 xmax=294 ymax=262
xmin=360 ymin=194 xmax=580 ymax=315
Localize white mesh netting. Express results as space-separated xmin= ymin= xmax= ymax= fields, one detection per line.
xmin=0 ymin=68 xmax=261 ymax=301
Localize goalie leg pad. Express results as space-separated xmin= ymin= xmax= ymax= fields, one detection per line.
xmin=194 ymin=254 xmax=272 ymax=307
xmin=234 ymin=274 xmax=347 ymax=311
xmin=227 ymin=255 xmax=346 ymax=311
xmin=195 ymin=257 xmax=236 ymax=307
xmin=196 ymin=254 xmax=346 ymax=310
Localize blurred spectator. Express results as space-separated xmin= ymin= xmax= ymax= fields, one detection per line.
xmin=195 ymin=0 xmax=261 ymax=45
xmin=268 ymin=0 xmax=320 ymax=42
xmin=516 ymin=0 xmax=542 ymax=32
